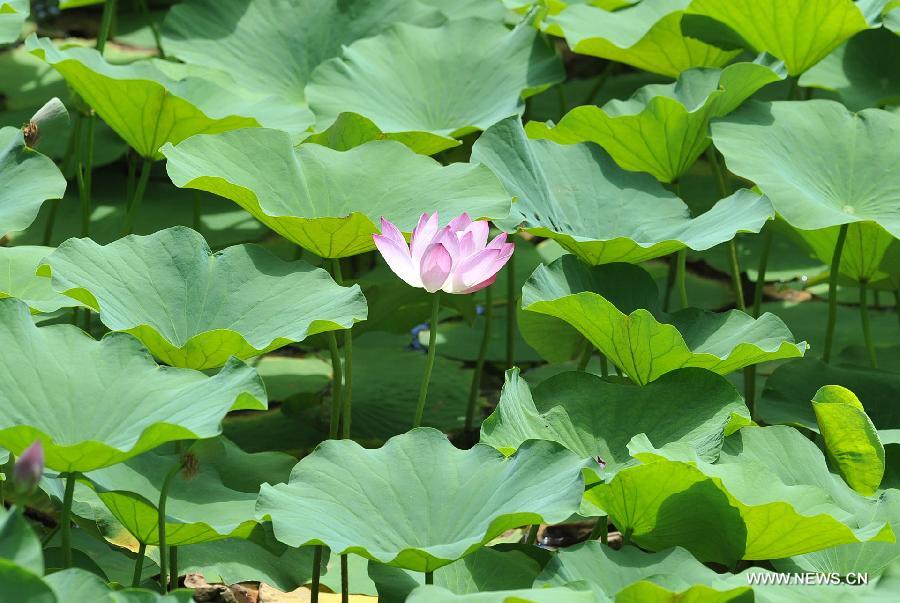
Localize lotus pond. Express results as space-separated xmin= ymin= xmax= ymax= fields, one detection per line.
xmin=1 ymin=0 xmax=899 ymax=602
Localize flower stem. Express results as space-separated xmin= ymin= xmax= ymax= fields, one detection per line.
xmin=413 ymin=292 xmax=442 ymax=428
xmin=823 ymin=224 xmax=849 ymax=363
xmin=589 ymin=517 xmax=608 ymax=544
xmin=123 ymin=157 xmax=153 ymax=236
xmin=60 ymin=472 xmax=76 ymax=568
xmin=465 ymin=286 xmax=493 ymax=439
xmin=859 ymin=280 xmax=879 ymax=369
xmin=329 ymin=259 xmax=353 ymax=439
xmin=505 ymin=250 xmax=516 ymax=369
xmin=341 ymin=554 xmax=349 ymax=603
xmin=752 ymin=228 xmax=773 ymax=318
xmin=157 ymin=461 xmax=182 ymax=593
xmin=576 ymin=338 xmax=593 ymax=371
xmin=95 ymin=0 xmax=117 ymax=54
xmin=675 ymin=249 xmax=689 ymax=309
xmin=525 ymin=524 xmax=539 ymax=545
xmin=136 ymin=0 xmax=165 ymax=57
xmin=326 ymin=332 xmax=343 ymax=440
xmin=425 ymin=571 xmax=434 ymax=585
xmin=707 ymin=147 xmax=745 ymax=311
xmin=310 ymin=545 xmax=323 ymax=603
xmin=599 ymin=354 xmax=609 ymax=378
xmin=169 ymin=546 xmax=178 ymax=591
xmin=78 ymin=114 xmax=96 ymax=237
xmin=131 ymin=542 xmax=146 ymax=587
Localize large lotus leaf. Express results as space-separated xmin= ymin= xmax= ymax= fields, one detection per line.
xmin=0 ymin=0 xmax=27 ymax=44
xmin=422 ymin=0 xmax=507 ymax=20
xmin=799 ymin=27 xmax=900 ymax=110
xmin=534 ymin=542 xmax=750 ymax=602
xmin=368 ymin=544 xmax=551 ymax=602
xmin=0 ymin=127 xmax=66 ymax=238
xmin=306 ymin=18 xmax=564 ymax=153
xmin=256 ymin=428 xmax=588 ymax=572
xmin=542 ymin=0 xmax=740 ymax=77
xmin=794 ymin=222 xmax=895 ymax=282
xmin=471 ymin=117 xmax=772 ymax=264
xmin=44 ymin=569 xmax=113 ymax=603
xmin=589 ymin=426 xmax=895 ymax=566
xmin=683 ymin=0 xmax=871 ymax=76
xmin=83 ymin=439 xmax=294 ymax=546
xmin=813 ymin=386 xmax=884 ymax=497
xmin=0 ymin=299 xmax=266 ymax=473
xmin=758 ymin=357 xmax=900 ymax=431
xmin=711 ymin=100 xmax=900 ymax=238
xmin=521 ymin=257 xmax=806 ymax=385
xmin=0 ymin=246 xmax=80 ymax=314
xmin=526 ymin=62 xmax=784 ymax=183
xmin=0 ymin=561 xmax=55 ymax=603
xmin=162 ymin=129 xmax=510 ymax=258
xmin=39 ymin=227 xmax=368 ymax=369
xmin=0 ymin=506 xmax=43 ymax=575
xmin=405 ymin=586 xmax=594 ymax=603
xmin=480 ymin=368 xmax=750 ymax=473
xmin=24 ymin=36 xmax=312 ymax=159
xmin=162 ymin=0 xmax=442 ymax=107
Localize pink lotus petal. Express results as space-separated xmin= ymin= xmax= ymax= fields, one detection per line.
xmin=433 ymin=226 xmax=460 ymax=263
xmin=456 ymin=248 xmax=502 ymax=290
xmin=379 ymin=217 xmax=407 ymax=246
xmin=374 ymin=234 xmax=419 ymax=287
xmin=13 ymin=440 xmax=44 ymax=493
xmin=448 ymin=212 xmax=472 ymax=232
xmin=420 ymin=243 xmax=453 ymax=293
xmin=486 ymin=232 xmax=508 ymax=250
xmin=458 ymin=231 xmax=476 ymax=259
xmin=460 ymin=274 xmax=497 ymax=295
xmin=463 ymin=220 xmax=490 ymax=251
xmin=411 ymin=213 xmax=439 ymax=264
xmin=487 ymin=244 xmax=514 ymax=277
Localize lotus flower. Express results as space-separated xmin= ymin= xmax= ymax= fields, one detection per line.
xmin=13 ymin=440 xmax=44 ymax=494
xmin=373 ymin=213 xmax=514 ymax=294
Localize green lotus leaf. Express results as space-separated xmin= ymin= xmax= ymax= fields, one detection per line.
xmin=0 ymin=246 xmax=80 ymax=314
xmin=526 ymin=62 xmax=784 ymax=183
xmin=162 ymin=0 xmax=443 ymax=107
xmin=256 ymin=428 xmax=588 ymax=572
xmin=472 ymin=118 xmax=772 ymax=264
xmin=0 ymin=561 xmax=54 ymax=603
xmin=108 ymin=590 xmax=194 ymax=603
xmin=162 ymin=129 xmax=511 ymax=258
xmin=406 ymin=585 xmax=594 ymax=603
xmin=794 ymin=222 xmax=895 ymax=282
xmin=0 ymin=127 xmax=67 ymax=238
xmin=521 ymin=256 xmax=806 ymax=385
xmin=306 ymin=18 xmax=564 ymax=153
xmin=480 ymin=368 xmax=750 ymax=472
xmin=711 ymin=100 xmax=900 ymax=238
xmin=683 ymin=0 xmax=871 ymax=76
xmin=302 ymin=112 xmax=459 ymax=155
xmin=423 ymin=0 xmax=508 ymax=20
xmin=534 ymin=541 xmax=750 ymax=602
xmin=24 ymin=36 xmax=312 ymax=159
xmin=0 ymin=0 xmax=27 ymax=44
xmin=39 ymin=227 xmax=368 ymax=369
xmin=83 ymin=438 xmax=294 ymax=546
xmin=542 ymin=0 xmax=739 ymax=77
xmin=44 ymin=569 xmax=112 ymax=603
xmin=758 ymin=357 xmax=900 ymax=431
xmin=0 ymin=506 xmax=43 ymax=575
xmin=799 ymin=28 xmax=900 ymax=110
xmin=368 ymin=544 xmax=551 ymax=602
xmin=887 ymin=2 xmax=900 ymax=33
xmin=813 ymin=385 xmax=885 ymax=497
xmin=589 ymin=426 xmax=895 ymax=566
xmin=0 ymin=298 xmax=266 ymax=473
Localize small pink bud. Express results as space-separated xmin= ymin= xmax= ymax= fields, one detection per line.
xmin=13 ymin=441 xmax=44 ymax=494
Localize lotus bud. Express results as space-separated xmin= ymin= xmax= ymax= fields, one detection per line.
xmin=13 ymin=441 xmax=44 ymax=495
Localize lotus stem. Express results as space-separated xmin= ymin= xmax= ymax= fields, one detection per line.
xmin=706 ymin=148 xmax=745 ymax=311
xmin=157 ymin=461 xmax=182 ymax=593
xmin=525 ymin=524 xmax=539 ymax=545
xmin=43 ymin=113 xmax=82 ymax=245
xmin=136 ymin=0 xmax=165 ymax=58
xmin=131 ymin=542 xmax=146 ymax=587
xmin=583 ymin=61 xmax=617 ymax=106
xmin=95 ymin=0 xmax=117 ymax=54
xmin=675 ymin=249 xmax=689 ymax=309
xmin=425 ymin=571 xmax=434 ymax=585
xmin=60 ymin=472 xmax=76 ymax=568
xmin=622 ymin=526 xmax=633 ymax=546
xmin=330 ymin=259 xmax=353 ymax=439
xmin=466 ymin=286 xmax=493 ymax=439
xmin=123 ymin=157 xmax=153 ymax=236
xmin=589 ymin=517 xmax=608 ymax=544
xmin=192 ymin=193 xmax=201 ymax=233
xmin=169 ymin=545 xmax=178 ymax=591
xmin=823 ymin=224 xmax=849 ymax=363
xmin=41 ymin=200 xmax=62 ymax=247
xmin=752 ymin=228 xmax=773 ymax=318
xmin=341 ymin=554 xmax=349 ymax=603
xmin=576 ymin=338 xmax=593 ymax=371
xmin=505 ymin=250 xmax=516 ymax=369
xmin=414 ymin=292 xmax=442 ymax=428
xmin=895 ymin=289 xmax=900 ymax=329
xmin=310 ymin=545 xmax=323 ymax=603
xmin=599 ymin=354 xmax=609 ymax=378
xmin=663 ymin=257 xmax=676 ymax=312
xmin=859 ymin=280 xmax=879 ymax=369
xmin=78 ymin=113 xmax=96 ymax=237
xmin=326 ymin=332 xmax=343 ymax=440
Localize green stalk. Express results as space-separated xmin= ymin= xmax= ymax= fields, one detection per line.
xmin=589 ymin=517 xmax=608 ymax=544
xmin=123 ymin=157 xmax=153 ymax=236
xmin=525 ymin=524 xmax=540 ymax=545
xmin=168 ymin=546 xmax=178 ymax=591
xmin=706 ymin=148 xmax=745 ymax=311
xmin=859 ymin=280 xmax=879 ymax=369
xmin=157 ymin=461 xmax=182 ymax=593
xmin=60 ymin=473 xmax=77 ymax=568
xmin=752 ymin=228 xmax=773 ymax=318
xmin=599 ymin=354 xmax=609 ymax=378
xmin=675 ymin=249 xmax=688 ymax=309
xmin=576 ymin=338 xmax=593 ymax=371
xmin=895 ymin=289 xmax=900 ymax=329
xmin=95 ymin=0 xmax=117 ymax=54
xmin=341 ymin=554 xmax=349 ymax=603
xmin=330 ymin=259 xmax=353 ymax=439
xmin=505 ymin=250 xmax=517 ymax=369
xmin=326 ymin=332 xmax=343 ymax=440
xmin=662 ymin=256 xmax=676 ymax=312
xmin=823 ymin=224 xmax=849 ymax=363
xmin=79 ymin=114 xmax=96 ymax=237
xmin=310 ymin=545 xmax=323 ymax=603
xmin=131 ymin=542 xmax=147 ymax=587
xmin=44 ymin=112 xmax=82 ymax=245
xmin=192 ymin=193 xmax=202 ymax=233
xmin=622 ymin=527 xmax=633 ymax=546
xmin=465 ymin=286 xmax=493 ymax=438
xmin=425 ymin=571 xmax=434 ymax=585
xmin=136 ymin=0 xmax=165 ymax=57
xmin=413 ymin=292 xmax=442 ymax=428
xmin=583 ymin=61 xmax=617 ymax=106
